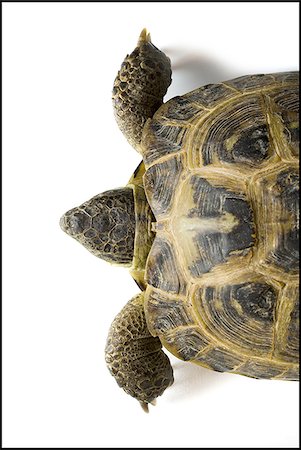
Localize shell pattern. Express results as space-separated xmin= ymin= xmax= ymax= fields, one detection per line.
xmin=142 ymin=72 xmax=299 ymax=380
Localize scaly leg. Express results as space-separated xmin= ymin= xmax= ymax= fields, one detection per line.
xmin=105 ymin=293 xmax=174 ymax=411
xmin=112 ymin=29 xmax=172 ymax=153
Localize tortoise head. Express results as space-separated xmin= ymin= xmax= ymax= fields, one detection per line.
xmin=60 ymin=188 xmax=136 ymax=266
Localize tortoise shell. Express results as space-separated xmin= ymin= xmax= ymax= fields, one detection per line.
xmin=141 ymin=72 xmax=299 ymax=380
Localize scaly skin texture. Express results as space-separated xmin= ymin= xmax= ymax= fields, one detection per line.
xmin=112 ymin=29 xmax=172 ymax=152
xmin=60 ymin=188 xmax=136 ymax=265
xmin=105 ymin=293 xmax=174 ymax=408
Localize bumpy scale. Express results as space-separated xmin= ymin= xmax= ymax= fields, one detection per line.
xmin=105 ymin=293 xmax=174 ymax=411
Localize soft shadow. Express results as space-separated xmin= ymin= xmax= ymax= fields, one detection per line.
xmin=166 ymin=358 xmax=231 ymax=402
xmin=162 ymin=46 xmax=239 ymax=97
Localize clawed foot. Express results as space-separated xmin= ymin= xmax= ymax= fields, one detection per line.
xmin=105 ymin=293 xmax=174 ymax=410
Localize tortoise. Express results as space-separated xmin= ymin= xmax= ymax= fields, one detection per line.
xmin=60 ymin=29 xmax=299 ymax=411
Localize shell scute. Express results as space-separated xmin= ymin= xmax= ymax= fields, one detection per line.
xmin=143 ymin=154 xmax=184 ymax=218
xmin=184 ymin=82 xmax=236 ymax=108
xmin=146 ymin=288 xmax=193 ymax=336
xmin=193 ymin=280 xmax=278 ymax=357
xmin=159 ymin=96 xmax=204 ymax=121
xmin=163 ymin=326 xmax=212 ymax=362
xmin=235 ymin=359 xmax=286 ymax=379
xmin=146 ymin=236 xmax=186 ymax=295
xmin=196 ymin=346 xmax=245 ymax=373
xmin=142 ymin=118 xmax=187 ymax=166
xmin=252 ymin=164 xmax=299 ymax=278
xmin=272 ymin=71 xmax=299 ymax=85
xmin=224 ymin=73 xmax=277 ymax=92
xmin=194 ymin=95 xmax=275 ymax=168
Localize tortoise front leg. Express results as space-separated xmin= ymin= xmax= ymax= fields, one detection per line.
xmin=105 ymin=293 xmax=174 ymax=411
xmin=112 ymin=29 xmax=172 ymax=153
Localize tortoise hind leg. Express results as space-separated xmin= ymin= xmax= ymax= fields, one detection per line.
xmin=105 ymin=293 xmax=174 ymax=411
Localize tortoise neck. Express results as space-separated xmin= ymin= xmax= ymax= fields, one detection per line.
xmin=126 ymin=162 xmax=155 ymax=289
xmin=130 ymin=184 xmax=155 ymax=290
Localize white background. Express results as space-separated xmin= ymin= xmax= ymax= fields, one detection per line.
xmin=3 ymin=2 xmax=299 ymax=448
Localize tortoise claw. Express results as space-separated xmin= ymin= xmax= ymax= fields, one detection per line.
xmin=139 ymin=398 xmax=157 ymax=413
xmin=139 ymin=401 xmax=149 ymax=413
xmin=138 ymin=28 xmax=151 ymax=45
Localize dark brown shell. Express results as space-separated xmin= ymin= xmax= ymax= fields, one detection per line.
xmin=142 ymin=72 xmax=299 ymax=380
